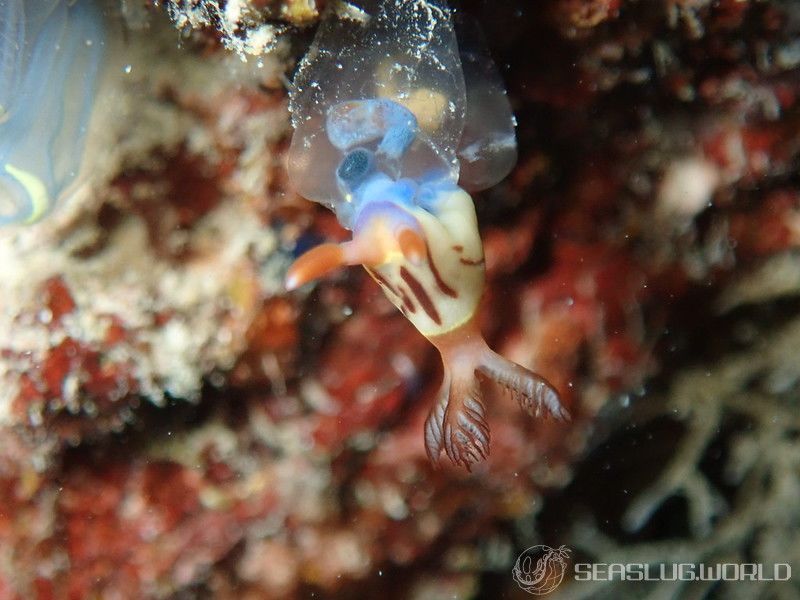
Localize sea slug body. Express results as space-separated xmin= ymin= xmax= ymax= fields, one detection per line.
xmin=286 ymin=0 xmax=568 ymax=469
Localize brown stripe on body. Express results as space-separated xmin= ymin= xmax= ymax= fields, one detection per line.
xmin=426 ymin=247 xmax=458 ymax=298
xmin=452 ymin=245 xmax=464 ymax=252
xmin=368 ymin=267 xmax=416 ymax=313
xmin=459 ymin=256 xmax=485 ymax=266
xmin=367 ymin=267 xmax=400 ymax=296
xmin=399 ymin=287 xmax=416 ymax=313
xmin=400 ymin=267 xmax=441 ymax=325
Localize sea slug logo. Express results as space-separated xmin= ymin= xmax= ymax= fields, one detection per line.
xmin=511 ymin=544 xmax=791 ymax=592
xmin=512 ymin=544 xmax=571 ymax=595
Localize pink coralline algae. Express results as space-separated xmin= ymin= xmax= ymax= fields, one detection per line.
xmin=0 ymin=0 xmax=799 ymax=598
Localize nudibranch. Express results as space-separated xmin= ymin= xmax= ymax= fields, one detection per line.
xmin=0 ymin=0 xmax=105 ymax=225
xmin=286 ymin=0 xmax=568 ymax=469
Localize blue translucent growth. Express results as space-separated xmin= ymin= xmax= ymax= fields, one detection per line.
xmin=287 ymin=0 xmax=465 ymax=218
xmin=287 ymin=0 xmax=518 ymax=230
xmin=326 ymin=99 xmax=418 ymax=162
xmin=329 ymin=98 xmax=430 ymax=225
xmin=0 ymin=0 xmax=106 ymax=226
xmin=329 ymin=99 xmax=424 ymax=201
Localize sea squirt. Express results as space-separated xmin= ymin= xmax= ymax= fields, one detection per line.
xmin=286 ymin=0 xmax=568 ymax=470
xmin=0 ymin=0 xmax=105 ymax=225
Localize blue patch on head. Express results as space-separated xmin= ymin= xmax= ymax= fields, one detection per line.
xmin=351 ymin=173 xmax=420 ymax=218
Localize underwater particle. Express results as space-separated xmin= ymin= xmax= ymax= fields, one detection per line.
xmin=656 ymin=156 xmax=720 ymax=223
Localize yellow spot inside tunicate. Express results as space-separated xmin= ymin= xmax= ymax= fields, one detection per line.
xmin=375 ymin=61 xmax=449 ymax=132
xmin=3 ymin=163 xmax=50 ymax=223
xmin=399 ymin=89 xmax=448 ymax=132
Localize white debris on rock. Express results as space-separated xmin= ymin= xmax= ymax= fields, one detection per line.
xmin=656 ymin=155 xmax=720 ymax=225
xmin=163 ymin=0 xmax=313 ymax=58
xmin=0 ymin=12 xmax=289 ymax=427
